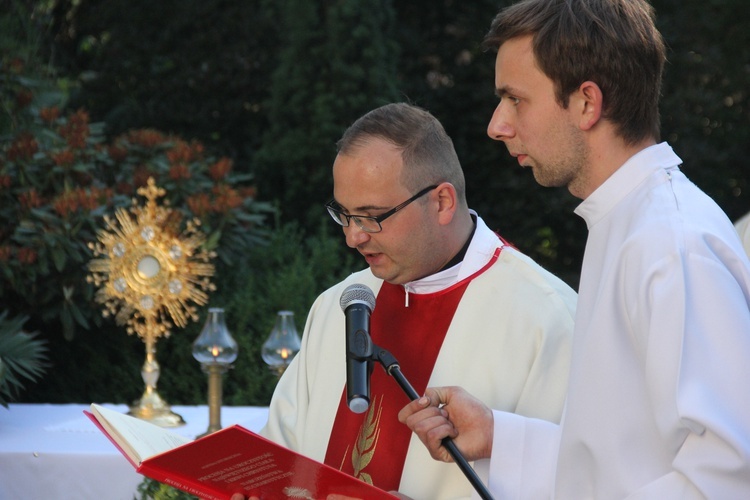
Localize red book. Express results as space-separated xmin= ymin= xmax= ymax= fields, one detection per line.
xmin=86 ymin=403 xmax=396 ymax=500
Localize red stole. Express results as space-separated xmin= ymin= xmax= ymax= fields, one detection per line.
xmin=323 ymin=279 xmax=471 ymax=490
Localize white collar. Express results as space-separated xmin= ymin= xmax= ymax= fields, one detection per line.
xmin=402 ymin=211 xmax=502 ymax=296
xmin=574 ymin=142 xmax=682 ymax=229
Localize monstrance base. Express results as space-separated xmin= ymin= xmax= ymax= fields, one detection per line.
xmin=128 ymin=391 xmax=185 ymax=428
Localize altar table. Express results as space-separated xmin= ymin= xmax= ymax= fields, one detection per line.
xmin=0 ymin=403 xmax=269 ymax=500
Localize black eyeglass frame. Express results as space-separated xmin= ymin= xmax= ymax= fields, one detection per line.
xmin=325 ymin=184 xmax=439 ymax=233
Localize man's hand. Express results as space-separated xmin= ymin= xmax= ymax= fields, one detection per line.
xmin=398 ymin=386 xmax=494 ymax=463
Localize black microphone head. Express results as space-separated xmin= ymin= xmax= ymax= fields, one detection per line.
xmin=339 ymin=283 xmax=376 ymax=313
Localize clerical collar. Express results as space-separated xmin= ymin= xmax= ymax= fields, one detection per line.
xmin=399 ymin=212 xmax=501 ymax=301
xmin=438 ymin=215 xmax=477 ymax=273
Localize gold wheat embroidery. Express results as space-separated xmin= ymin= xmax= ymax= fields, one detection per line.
xmin=351 ymin=394 xmax=382 ymax=485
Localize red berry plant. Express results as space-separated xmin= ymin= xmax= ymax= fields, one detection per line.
xmin=1 ymin=59 xmax=272 ymax=341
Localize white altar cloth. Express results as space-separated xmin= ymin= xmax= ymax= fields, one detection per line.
xmin=0 ymin=403 xmax=269 ymax=500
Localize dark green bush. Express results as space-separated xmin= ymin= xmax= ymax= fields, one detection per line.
xmin=0 ymin=311 xmax=48 ymax=407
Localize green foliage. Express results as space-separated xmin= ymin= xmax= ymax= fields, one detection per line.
xmin=0 ymin=96 xmax=122 ymax=339
xmin=137 ymin=477 xmax=197 ymax=500
xmin=254 ymin=0 xmax=401 ymax=227
xmin=19 ymin=320 xmax=147 ymax=404
xmin=0 ymin=1 xmax=63 ymax=135
xmin=98 ymin=128 xmax=274 ymax=268
xmin=0 ymin=311 xmax=48 ymax=407
xmin=0 ymin=97 xmax=273 ymax=340
xmin=50 ymin=0 xmax=279 ymax=159
xmin=654 ymin=0 xmax=750 ymax=222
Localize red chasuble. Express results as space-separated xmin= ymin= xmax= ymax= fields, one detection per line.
xmin=323 ymin=278 xmax=472 ymax=490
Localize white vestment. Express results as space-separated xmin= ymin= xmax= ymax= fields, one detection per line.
xmin=261 ymin=214 xmax=577 ymax=499
xmin=483 ymin=143 xmax=750 ymax=499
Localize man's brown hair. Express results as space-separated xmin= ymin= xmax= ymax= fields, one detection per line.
xmin=484 ymin=0 xmax=666 ymax=145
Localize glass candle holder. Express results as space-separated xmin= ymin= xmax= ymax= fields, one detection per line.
xmin=261 ymin=310 xmax=301 ymax=377
xmin=192 ymin=308 xmax=238 ymax=436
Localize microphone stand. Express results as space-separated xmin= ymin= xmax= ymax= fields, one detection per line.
xmin=371 ymin=345 xmax=494 ymax=500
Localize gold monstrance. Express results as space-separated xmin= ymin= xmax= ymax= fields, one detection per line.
xmin=87 ymin=177 xmax=216 ymax=427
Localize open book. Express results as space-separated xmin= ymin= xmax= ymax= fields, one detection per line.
xmin=86 ymin=403 xmax=396 ymax=500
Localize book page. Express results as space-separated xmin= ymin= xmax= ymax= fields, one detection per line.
xmin=88 ymin=407 xmax=396 ymax=499
xmin=140 ymin=425 xmax=397 ymax=499
xmin=90 ymin=403 xmax=191 ymax=464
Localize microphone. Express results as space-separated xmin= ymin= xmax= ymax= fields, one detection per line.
xmin=339 ymin=284 xmax=376 ymax=414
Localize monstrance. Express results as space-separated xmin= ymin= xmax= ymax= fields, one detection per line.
xmin=87 ymin=177 xmax=216 ymax=427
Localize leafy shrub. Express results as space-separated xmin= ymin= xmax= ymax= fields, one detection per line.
xmin=0 ymin=63 xmax=273 ymax=341
xmin=0 ymin=311 xmax=48 ymax=407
